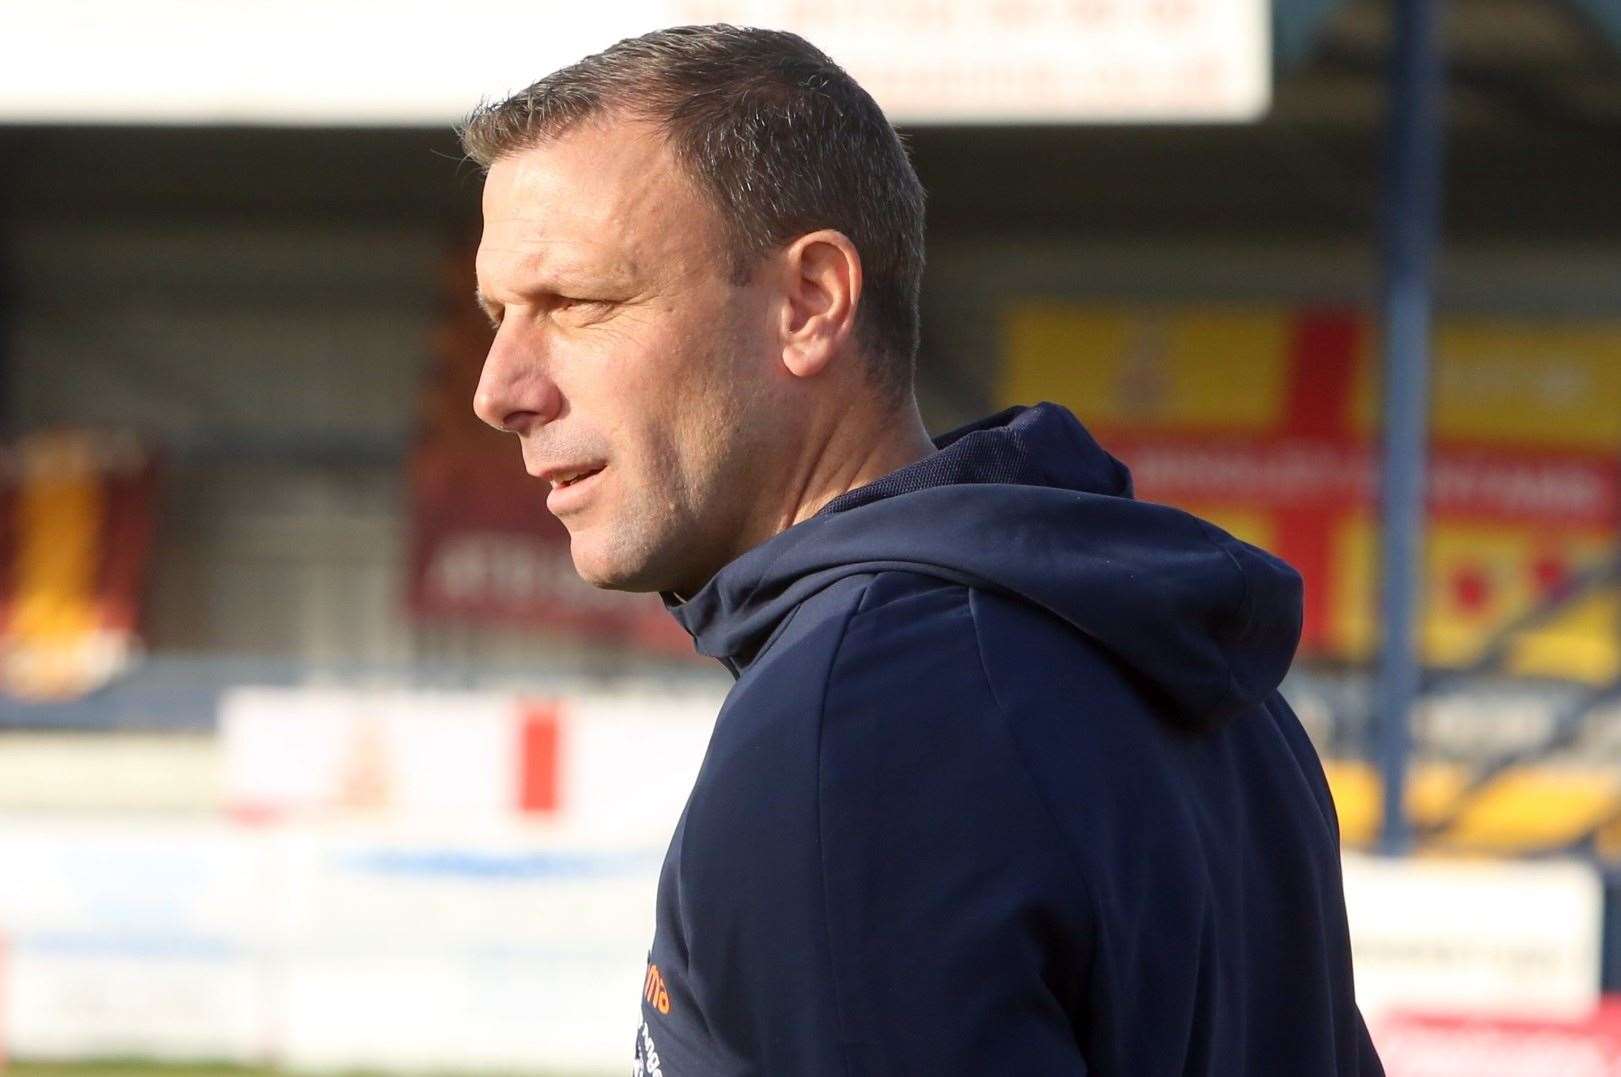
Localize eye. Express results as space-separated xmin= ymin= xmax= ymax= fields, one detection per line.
xmin=555 ymin=297 xmax=613 ymax=320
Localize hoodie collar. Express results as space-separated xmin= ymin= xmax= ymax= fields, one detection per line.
xmin=663 ymin=404 xmax=1301 ymax=726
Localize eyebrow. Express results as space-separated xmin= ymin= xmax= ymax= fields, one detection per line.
xmin=474 ymin=268 xmax=639 ymax=321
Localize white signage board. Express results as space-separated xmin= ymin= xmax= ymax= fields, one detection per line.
xmin=271 ymin=826 xmax=663 ymax=1073
xmin=219 ymin=685 xmax=719 ymax=840
xmin=0 ymin=818 xmax=1607 ymax=1070
xmin=1342 ymin=853 xmax=1604 ymax=1023
xmin=0 ymin=817 xmax=664 ymax=1072
xmin=0 ymin=820 xmax=277 ymax=1060
xmin=221 ymin=688 xmax=524 ymax=821
xmin=0 ymin=0 xmax=1270 ymax=126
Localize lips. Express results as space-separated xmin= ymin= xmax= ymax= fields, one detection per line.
xmin=550 ymin=466 xmax=602 ymax=490
xmin=535 ymin=462 xmax=605 ymax=488
xmin=544 ymin=464 xmax=605 ymax=515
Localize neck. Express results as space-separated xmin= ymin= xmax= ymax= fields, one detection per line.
xmin=666 ymin=394 xmax=934 ymax=601
xmin=775 ymin=394 xmax=935 ymax=534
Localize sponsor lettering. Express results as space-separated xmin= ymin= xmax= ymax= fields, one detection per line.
xmin=632 ymin=1020 xmax=663 ymax=1077
xmin=644 ymin=963 xmax=671 ymax=1015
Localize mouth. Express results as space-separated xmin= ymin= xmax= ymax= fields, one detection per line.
xmin=549 ymin=466 xmax=603 ymax=490
xmin=545 ymin=464 xmax=605 ymax=515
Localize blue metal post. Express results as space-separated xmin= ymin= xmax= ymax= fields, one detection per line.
xmin=1376 ymin=0 xmax=1445 ymax=855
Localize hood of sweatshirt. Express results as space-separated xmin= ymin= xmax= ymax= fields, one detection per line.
xmin=665 ymin=403 xmax=1302 ymax=727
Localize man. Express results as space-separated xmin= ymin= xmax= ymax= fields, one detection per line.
xmin=464 ymin=24 xmax=1382 ymax=1075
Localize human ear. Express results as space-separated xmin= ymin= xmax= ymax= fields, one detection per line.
xmin=777 ymin=229 xmax=862 ymax=380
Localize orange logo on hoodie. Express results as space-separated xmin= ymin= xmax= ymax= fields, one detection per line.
xmin=644 ymin=963 xmax=671 ymax=1015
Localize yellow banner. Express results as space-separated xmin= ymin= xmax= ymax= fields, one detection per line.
xmin=1003 ymin=303 xmax=1621 ymax=681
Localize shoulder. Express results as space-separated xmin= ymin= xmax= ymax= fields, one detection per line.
xmin=735 ymin=570 xmax=979 ymax=714
xmin=813 ymin=573 xmax=1100 ymax=805
xmin=813 ymin=576 xmax=1095 ymax=1000
xmin=815 ymin=573 xmax=1000 ymax=772
xmin=965 ymin=586 xmax=1155 ymax=719
xmin=722 ymin=572 xmax=1018 ymax=818
xmin=823 ymin=573 xmax=1140 ymax=721
xmin=829 ymin=571 xmax=981 ymax=679
xmin=817 ymin=577 xmax=1182 ymax=859
xmin=725 ymin=569 xmax=1150 ymax=804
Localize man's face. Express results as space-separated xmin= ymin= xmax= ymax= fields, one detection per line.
xmin=473 ymin=118 xmax=784 ymax=595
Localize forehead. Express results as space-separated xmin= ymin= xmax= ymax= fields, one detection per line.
xmin=477 ymin=118 xmax=719 ymax=287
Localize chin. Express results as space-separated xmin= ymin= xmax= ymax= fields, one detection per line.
xmin=568 ymin=542 xmax=664 ymax=594
xmin=566 ymin=513 xmax=703 ymax=595
xmin=570 ymin=558 xmax=644 ymax=592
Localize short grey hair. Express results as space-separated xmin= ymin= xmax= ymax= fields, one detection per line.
xmin=460 ymin=24 xmax=927 ymax=403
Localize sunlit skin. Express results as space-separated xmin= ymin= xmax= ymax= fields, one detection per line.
xmin=473 ymin=114 xmax=935 ymax=596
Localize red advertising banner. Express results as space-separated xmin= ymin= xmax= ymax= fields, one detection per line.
xmin=1004 ymin=303 xmax=1621 ymax=681
xmin=0 ymin=430 xmax=158 ymax=700
xmin=1375 ymin=1002 xmax=1621 ymax=1076
xmin=406 ymin=253 xmax=689 ymax=654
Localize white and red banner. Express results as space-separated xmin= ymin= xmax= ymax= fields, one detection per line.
xmin=5 ymin=683 xmax=725 ymax=1070
xmin=1342 ymin=854 xmax=1604 ymax=1025
xmin=2 ymin=686 xmax=1613 ymax=1073
xmin=220 ymin=685 xmax=722 ymax=841
xmin=1375 ymin=1004 xmax=1621 ymax=1076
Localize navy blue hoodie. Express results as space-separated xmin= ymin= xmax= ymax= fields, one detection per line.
xmin=635 ymin=403 xmax=1381 ymax=1076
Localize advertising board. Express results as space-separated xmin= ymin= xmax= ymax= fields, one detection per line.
xmin=0 ymin=1 xmax=1269 ymax=125
xmin=1004 ymin=303 xmax=1621 ymax=681
xmin=219 ymin=686 xmax=720 ymax=840
xmin=0 ymin=821 xmax=274 ymax=1060
xmin=0 ymin=819 xmax=668 ymax=1072
xmin=6 ymin=831 xmax=1604 ymax=1070
xmin=1343 ymin=854 xmax=1603 ymax=1024
xmin=1374 ymin=1002 xmax=1621 ymax=1077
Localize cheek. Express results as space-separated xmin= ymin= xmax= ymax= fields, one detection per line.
xmin=598 ymin=292 xmax=758 ymax=489
xmin=593 ymin=394 xmax=689 ymax=513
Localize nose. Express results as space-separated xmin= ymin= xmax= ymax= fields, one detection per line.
xmin=472 ymin=326 xmax=563 ymax=434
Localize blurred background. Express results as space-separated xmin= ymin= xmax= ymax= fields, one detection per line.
xmin=1 ymin=1 xmax=1619 ymax=1074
